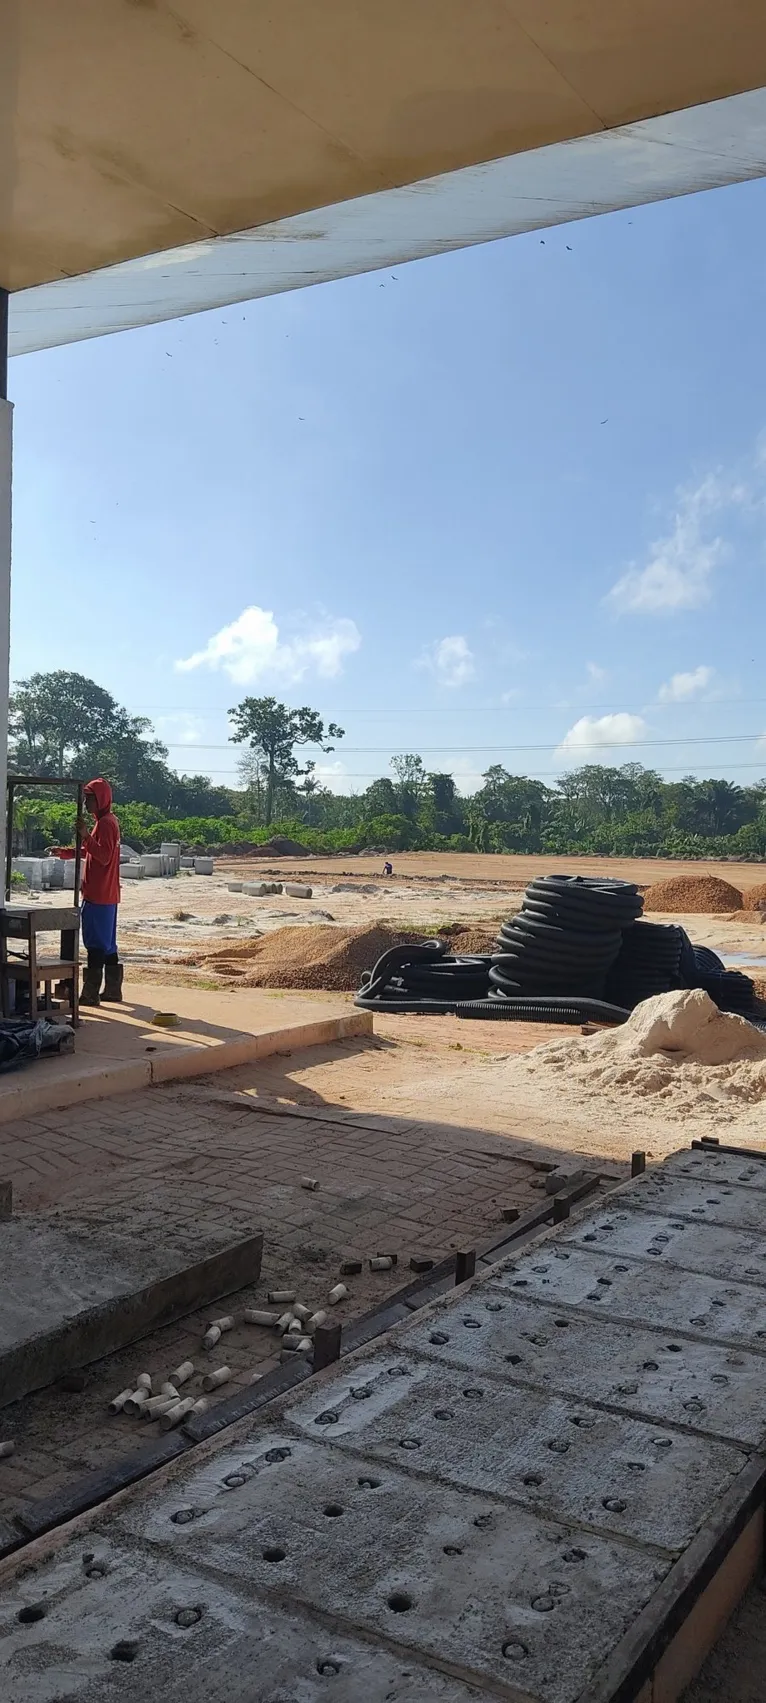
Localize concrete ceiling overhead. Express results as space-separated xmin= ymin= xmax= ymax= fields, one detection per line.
xmin=4 ymin=2 xmax=766 ymax=349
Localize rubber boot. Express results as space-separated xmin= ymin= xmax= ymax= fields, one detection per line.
xmin=102 ymin=957 xmax=124 ymax=1003
xmin=80 ymin=951 xmax=104 ymax=1007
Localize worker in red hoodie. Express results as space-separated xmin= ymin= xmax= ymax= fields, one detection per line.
xmin=77 ymin=777 xmax=122 ymax=1006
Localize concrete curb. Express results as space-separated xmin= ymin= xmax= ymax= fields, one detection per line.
xmin=0 ymin=1009 xmax=373 ymax=1124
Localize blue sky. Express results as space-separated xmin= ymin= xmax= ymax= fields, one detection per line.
xmin=8 ymin=173 xmax=766 ymax=796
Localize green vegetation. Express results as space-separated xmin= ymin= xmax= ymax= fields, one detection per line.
xmin=8 ymin=674 xmax=766 ymax=860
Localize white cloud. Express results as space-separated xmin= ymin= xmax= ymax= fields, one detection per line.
xmin=312 ymin=758 xmax=349 ymax=793
xmin=155 ymin=713 xmax=204 ymax=745
xmin=607 ymin=476 xmax=729 ymax=614
xmin=657 ymin=665 xmax=714 ymax=704
xmin=175 ymin=605 xmax=361 ymax=687
xmin=557 ymin=712 xmax=648 ymax=758
xmin=419 ymin=634 xmax=475 ymax=688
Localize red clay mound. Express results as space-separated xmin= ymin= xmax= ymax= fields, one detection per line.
xmin=644 ymin=875 xmax=743 ymax=913
xmin=237 ymin=923 xmax=417 ymax=990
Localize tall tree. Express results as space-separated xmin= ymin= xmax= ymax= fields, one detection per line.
xmin=9 ymin=671 xmax=119 ymax=776
xmin=390 ymin=753 xmax=426 ymax=820
xmin=228 ymin=696 xmax=344 ymax=826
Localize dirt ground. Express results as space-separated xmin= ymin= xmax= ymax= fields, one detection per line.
xmin=17 ymin=851 xmax=766 ymax=985
xmin=220 ymin=850 xmax=766 ymax=885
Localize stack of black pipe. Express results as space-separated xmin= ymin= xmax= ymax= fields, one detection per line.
xmin=608 ymin=924 xmax=756 ymax=1014
xmin=686 ymin=944 xmax=756 ymax=1015
xmin=605 ymin=921 xmax=685 ymax=1009
xmin=489 ymin=876 xmax=642 ymax=1002
xmin=353 ymin=872 xmax=759 ymax=1025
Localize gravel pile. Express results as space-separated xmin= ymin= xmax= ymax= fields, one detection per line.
xmin=644 ymin=875 xmax=743 ymax=913
xmin=743 ymin=883 xmax=766 ymax=910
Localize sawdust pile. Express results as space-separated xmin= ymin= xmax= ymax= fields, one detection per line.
xmin=504 ymin=990 xmax=766 ymax=1127
xmin=743 ymin=883 xmax=766 ymax=910
xmin=643 ymin=875 xmax=743 ymax=913
xmin=183 ymin=923 xmax=417 ymax=991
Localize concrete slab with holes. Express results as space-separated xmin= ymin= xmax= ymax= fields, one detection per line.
xmin=2 ymin=1146 xmax=766 ymax=1703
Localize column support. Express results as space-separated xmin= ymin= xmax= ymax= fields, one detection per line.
xmin=0 ymin=288 xmax=12 ymax=908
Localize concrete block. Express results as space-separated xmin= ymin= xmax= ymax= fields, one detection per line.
xmin=0 ymin=1532 xmax=487 ymax=1703
xmin=492 ymin=1242 xmax=766 ymax=1350
xmin=138 ymin=854 xmax=162 ymax=877
xmin=180 ymin=856 xmax=195 ymax=868
xmin=11 ymin=856 xmax=44 ymax=888
xmin=120 ymin=863 xmax=145 ymax=880
xmin=227 ymin=881 xmax=243 ymax=892
xmin=194 ymin=857 xmax=214 ymax=875
xmin=0 ymin=1216 xmax=263 ymax=1408
xmin=242 ymin=881 xmax=269 ymax=896
xmin=662 ymin=1148 xmax=766 ymax=1193
xmin=405 ymin=1293 xmax=766 ymax=1448
xmin=545 ymin=1165 xmax=586 ymax=1195
xmin=626 ymin=1169 xmax=766 ymax=1234
xmin=284 ymin=882 xmax=312 ymax=898
xmin=290 ymin=1355 xmax=744 ymax=1554
xmin=114 ymin=1434 xmax=661 ymax=1703
xmin=564 ymin=1207 xmax=766 ymax=1288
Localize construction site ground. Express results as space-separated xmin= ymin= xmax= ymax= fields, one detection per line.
xmin=16 ymin=850 xmax=766 ymax=985
xmin=3 ymin=851 xmax=766 ymax=1696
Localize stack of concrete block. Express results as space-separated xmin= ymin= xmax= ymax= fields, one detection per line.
xmin=11 ymin=857 xmax=45 ymax=888
xmin=160 ymin=841 xmax=181 ymax=876
xmin=138 ymin=853 xmax=163 ymax=878
xmin=42 ymin=857 xmax=65 ymax=888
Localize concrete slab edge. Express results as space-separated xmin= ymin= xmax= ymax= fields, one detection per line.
xmin=576 ymin=1457 xmax=766 ymax=1703
xmin=0 ymin=1010 xmax=373 ymax=1122
xmin=0 ymin=1232 xmax=264 ymax=1410
xmin=11 ymin=1433 xmax=189 ymax=1544
xmin=0 ymin=1202 xmax=596 ymax=1562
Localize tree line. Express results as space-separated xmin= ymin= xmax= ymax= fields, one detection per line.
xmin=8 ymin=672 xmax=766 ymax=860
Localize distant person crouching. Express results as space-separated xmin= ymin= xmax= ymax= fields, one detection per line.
xmin=78 ymin=777 xmax=122 ymax=1005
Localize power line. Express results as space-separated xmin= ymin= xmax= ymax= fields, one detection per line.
xmin=128 ymin=697 xmax=766 ymax=714
xmin=165 ymin=733 xmax=766 ymax=753
xmin=179 ymin=762 xmax=766 ymax=779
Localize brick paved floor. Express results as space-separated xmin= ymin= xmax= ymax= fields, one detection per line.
xmin=0 ymin=1026 xmax=625 ymax=1529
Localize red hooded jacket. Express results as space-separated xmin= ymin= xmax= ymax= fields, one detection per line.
xmin=81 ymin=778 xmax=121 ymax=905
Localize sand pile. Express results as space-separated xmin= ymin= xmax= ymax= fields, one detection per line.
xmin=644 ymin=875 xmax=743 ymax=913
xmin=501 ymin=990 xmax=766 ymax=1128
xmin=181 ymin=921 xmax=498 ymax=989
xmin=743 ymin=883 xmax=766 ymax=910
xmin=186 ymin=923 xmax=416 ymax=991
